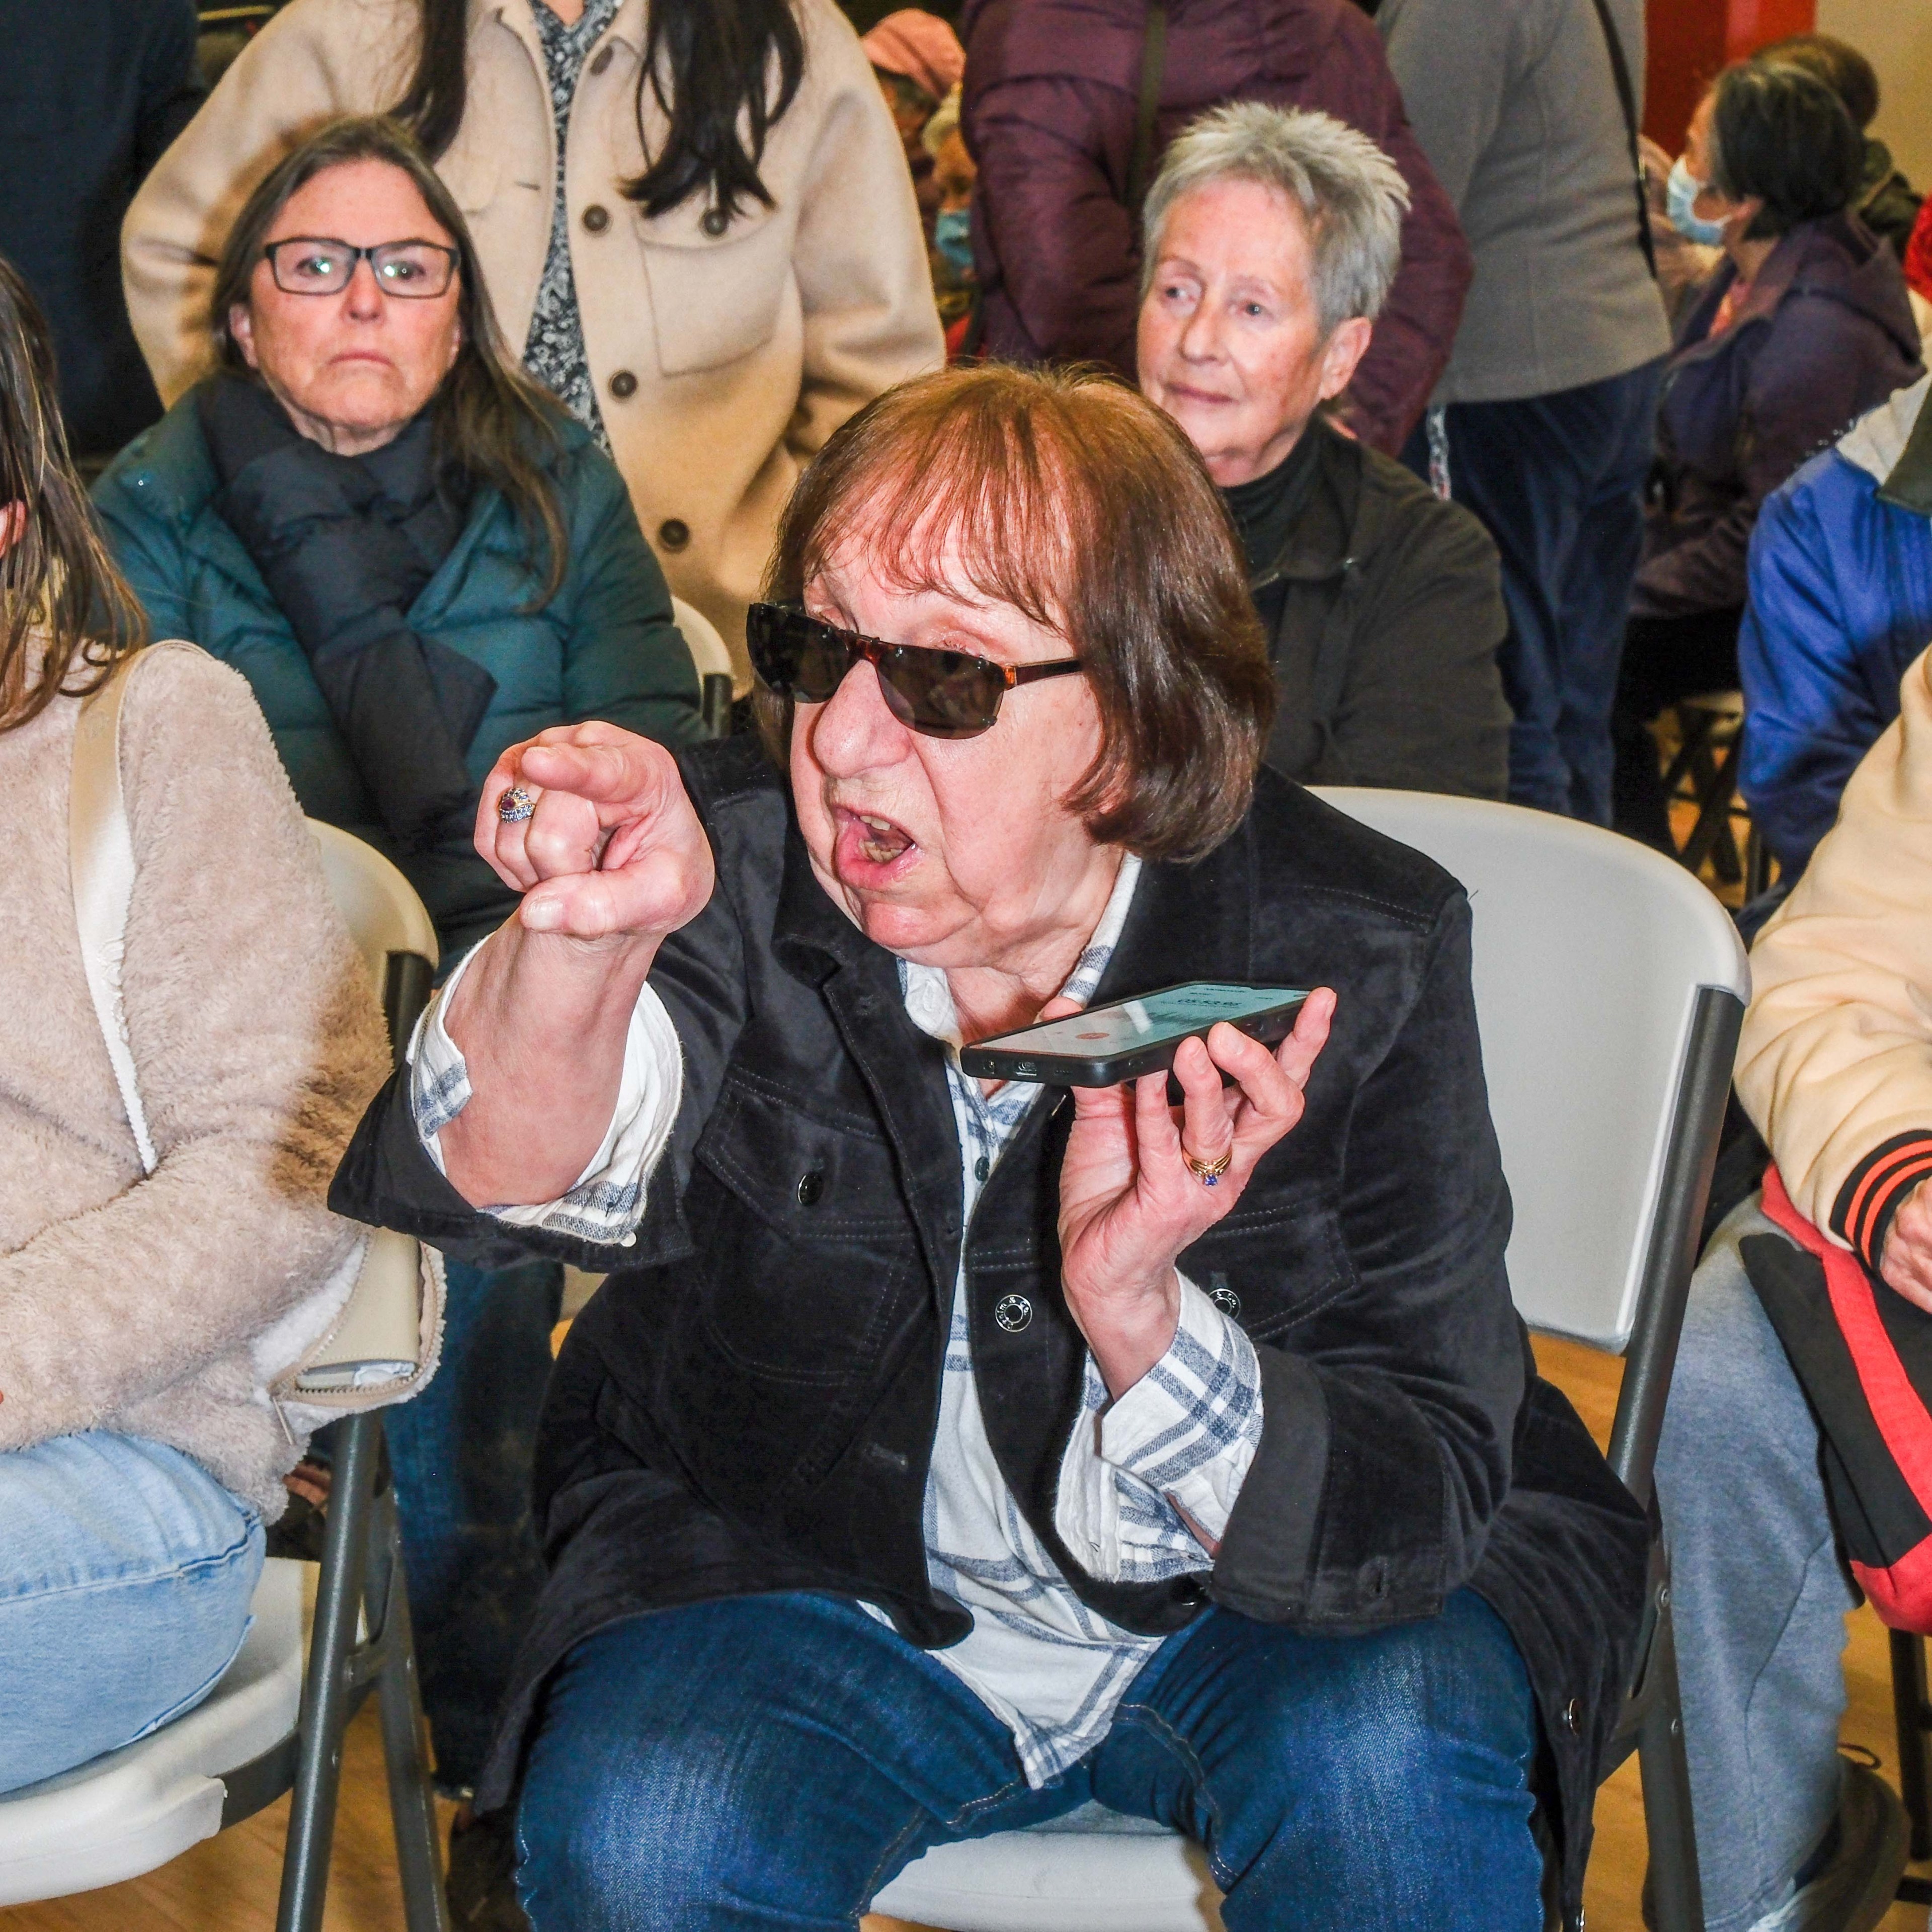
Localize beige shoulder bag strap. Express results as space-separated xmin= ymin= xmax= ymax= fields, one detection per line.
xmin=69 ymin=654 xmax=158 ymax=1173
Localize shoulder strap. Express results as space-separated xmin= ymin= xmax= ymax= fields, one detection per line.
xmin=1124 ymin=1 xmax=1168 ymax=228
xmin=1586 ymin=0 xmax=1658 ymax=280
xmin=69 ymin=653 xmax=157 ymax=1175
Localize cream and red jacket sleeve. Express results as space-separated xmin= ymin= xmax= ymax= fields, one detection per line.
xmin=1738 ymin=641 xmax=1932 ymax=1269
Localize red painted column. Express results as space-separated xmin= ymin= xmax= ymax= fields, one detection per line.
xmin=1644 ymin=0 xmax=1818 ymax=153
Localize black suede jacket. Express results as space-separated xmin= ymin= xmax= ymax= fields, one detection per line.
xmin=332 ymin=741 xmax=1646 ymax=1925
xmin=1255 ymin=419 xmax=1512 ymax=802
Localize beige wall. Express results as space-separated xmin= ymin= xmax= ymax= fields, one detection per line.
xmin=1815 ymin=0 xmax=1932 ymax=190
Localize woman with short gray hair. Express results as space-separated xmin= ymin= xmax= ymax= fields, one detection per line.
xmin=1138 ymin=103 xmax=1511 ymax=800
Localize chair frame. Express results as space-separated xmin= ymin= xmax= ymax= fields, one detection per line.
xmin=1593 ymin=982 xmax=1746 ymax=1932
xmin=217 ymin=947 xmax=450 ymax=1932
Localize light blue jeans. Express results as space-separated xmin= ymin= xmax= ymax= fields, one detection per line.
xmin=0 ymin=1433 xmax=265 ymax=1795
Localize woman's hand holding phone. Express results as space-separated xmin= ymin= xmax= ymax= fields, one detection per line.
xmin=1055 ymin=989 xmax=1336 ymax=1403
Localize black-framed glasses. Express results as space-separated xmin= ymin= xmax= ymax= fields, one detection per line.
xmin=262 ymin=236 xmax=459 ymax=298
xmin=747 ymin=603 xmax=1085 ymax=741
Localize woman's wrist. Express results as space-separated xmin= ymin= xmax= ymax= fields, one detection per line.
xmin=1065 ymin=1265 xmax=1183 ymax=1401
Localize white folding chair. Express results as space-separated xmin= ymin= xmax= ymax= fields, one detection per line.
xmin=874 ymin=789 xmax=1748 ymax=1932
xmin=673 ymin=594 xmax=739 ymax=738
xmin=0 ymin=825 xmax=450 ymax=1932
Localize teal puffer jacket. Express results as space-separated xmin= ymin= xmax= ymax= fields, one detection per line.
xmin=96 ymin=389 xmax=705 ymax=960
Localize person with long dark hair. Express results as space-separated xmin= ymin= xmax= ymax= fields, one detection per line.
xmin=96 ymin=117 xmax=704 ymax=1865
xmin=0 ymin=250 xmax=396 ymax=1796
xmin=121 ymin=0 xmax=943 ymax=676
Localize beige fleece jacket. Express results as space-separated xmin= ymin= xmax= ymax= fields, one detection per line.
xmin=120 ymin=0 xmax=944 ymax=677
xmin=1738 ymin=641 xmax=1932 ymax=1270
xmin=0 ymin=641 xmax=392 ymax=1515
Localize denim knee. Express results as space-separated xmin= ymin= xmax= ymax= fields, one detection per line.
xmin=1105 ymin=1592 xmax=1541 ymax=1930
xmin=0 ymin=1434 xmax=263 ymax=1794
xmin=516 ymin=1711 xmax=870 ymax=1932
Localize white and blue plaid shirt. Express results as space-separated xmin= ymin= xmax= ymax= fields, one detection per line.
xmin=411 ymin=854 xmax=1264 ymax=1785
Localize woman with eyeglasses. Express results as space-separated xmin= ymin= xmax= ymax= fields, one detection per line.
xmin=336 ymin=362 xmax=1650 ymax=1931
xmin=120 ymin=0 xmax=943 ymax=679
xmin=94 ymin=113 xmax=704 ymax=1843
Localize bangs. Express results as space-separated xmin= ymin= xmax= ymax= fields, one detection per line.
xmin=785 ymin=378 xmax=1091 ymax=638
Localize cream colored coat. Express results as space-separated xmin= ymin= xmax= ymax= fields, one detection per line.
xmin=0 ymin=642 xmax=392 ymax=1515
xmin=121 ymin=0 xmax=944 ymax=673
xmin=1739 ymin=642 xmax=1932 ymax=1252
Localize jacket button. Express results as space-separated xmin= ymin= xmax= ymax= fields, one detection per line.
xmin=589 ymin=44 xmax=614 ymax=73
xmin=994 ymin=1294 xmax=1032 ymax=1333
xmin=1561 ymin=1697 xmax=1582 ymax=1734
xmin=582 ymin=204 xmax=609 ymax=233
xmin=796 ymin=1171 xmax=824 ymax=1206
xmin=657 ymin=518 xmax=690 ymax=551
xmin=609 ymin=369 xmax=638 ymax=399
xmin=702 ymin=206 xmax=730 ymax=236
xmin=1209 ymin=1283 xmax=1242 ymax=1320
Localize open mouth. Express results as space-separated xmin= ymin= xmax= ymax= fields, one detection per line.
xmin=833 ymin=804 xmax=919 ymax=879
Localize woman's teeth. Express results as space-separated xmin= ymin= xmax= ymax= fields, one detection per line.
xmin=857 ymin=814 xmax=913 ymax=863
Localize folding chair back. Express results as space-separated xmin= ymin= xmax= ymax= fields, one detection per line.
xmin=672 ymin=595 xmax=737 ymax=738
xmin=1308 ymin=789 xmax=1747 ymax=1359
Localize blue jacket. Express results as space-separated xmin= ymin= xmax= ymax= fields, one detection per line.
xmin=1739 ymin=372 xmax=1932 ymax=876
xmin=96 ymin=390 xmax=705 ymax=958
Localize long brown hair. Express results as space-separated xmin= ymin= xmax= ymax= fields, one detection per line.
xmin=763 ymin=365 xmax=1274 ymax=863
xmin=209 ymin=115 xmax=569 ymax=600
xmin=0 ymin=255 xmax=146 ymax=734
xmin=393 ymin=0 xmax=804 ymax=225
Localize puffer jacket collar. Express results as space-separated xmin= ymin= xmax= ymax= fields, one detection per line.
xmin=101 ymin=385 xmax=591 ymax=628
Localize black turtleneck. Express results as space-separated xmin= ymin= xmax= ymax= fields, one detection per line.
xmin=1221 ymin=424 xmax=1324 ymax=580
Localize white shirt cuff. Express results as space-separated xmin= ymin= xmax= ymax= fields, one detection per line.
xmin=406 ymin=937 xmax=683 ymax=1247
xmin=1052 ymin=1274 xmax=1265 ymax=1582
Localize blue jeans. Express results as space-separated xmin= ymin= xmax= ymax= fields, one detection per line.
xmin=384 ymin=1253 xmax=562 ymax=1792
xmin=1406 ymin=357 xmax=1666 ymax=823
xmin=516 ymin=1587 xmax=1541 ymax=1930
xmin=0 ymin=1433 xmax=264 ymax=1794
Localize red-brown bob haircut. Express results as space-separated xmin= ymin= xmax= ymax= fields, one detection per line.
xmin=759 ymin=363 xmax=1274 ymax=863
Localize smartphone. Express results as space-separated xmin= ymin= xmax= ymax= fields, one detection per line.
xmin=958 ymin=982 xmax=1310 ymax=1088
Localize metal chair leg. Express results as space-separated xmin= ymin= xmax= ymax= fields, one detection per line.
xmin=366 ymin=1462 xmax=452 ymax=1932
xmin=277 ymin=1409 xmax=382 ymax=1932
xmin=1637 ymin=1576 xmax=1706 ymax=1932
xmin=1893 ymin=1628 xmax=1932 ymax=1864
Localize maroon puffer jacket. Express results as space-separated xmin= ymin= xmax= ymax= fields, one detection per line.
xmin=959 ymin=0 xmax=1472 ymax=453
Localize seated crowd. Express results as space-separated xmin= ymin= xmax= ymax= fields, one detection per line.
xmin=5 ymin=5 xmax=1932 ymax=1930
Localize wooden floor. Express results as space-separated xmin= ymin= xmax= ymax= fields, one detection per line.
xmin=6 ymin=1334 xmax=1926 ymax=1931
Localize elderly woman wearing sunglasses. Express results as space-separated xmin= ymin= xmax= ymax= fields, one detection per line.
xmin=93 ymin=115 xmax=705 ymax=1819
xmin=337 ymin=363 xmax=1646 ymax=1931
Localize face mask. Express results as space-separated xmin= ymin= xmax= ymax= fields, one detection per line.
xmin=934 ymin=208 xmax=974 ymax=276
xmin=1667 ymin=154 xmax=1730 ymax=248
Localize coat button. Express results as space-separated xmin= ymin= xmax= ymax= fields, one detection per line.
xmin=589 ymin=44 xmax=614 ymax=74
xmin=702 ymin=206 xmax=730 ymax=236
xmin=657 ymin=518 xmax=690 ymax=551
xmin=582 ymin=204 xmax=609 ymax=233
xmin=609 ymin=370 xmax=638 ymax=400
xmin=795 ymin=1171 xmax=824 ymax=1206
xmin=1209 ymin=1283 xmax=1242 ymax=1320
xmin=1561 ymin=1697 xmax=1582 ymax=1734
xmin=994 ymin=1294 xmax=1032 ymax=1333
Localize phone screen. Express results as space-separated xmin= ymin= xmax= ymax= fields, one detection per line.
xmin=980 ymin=984 xmax=1307 ymax=1058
